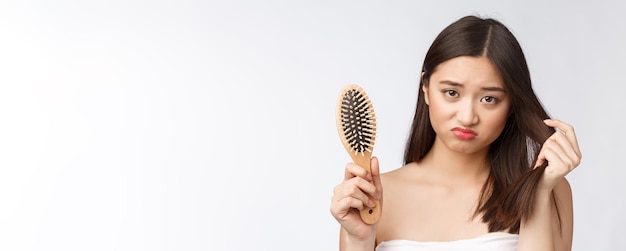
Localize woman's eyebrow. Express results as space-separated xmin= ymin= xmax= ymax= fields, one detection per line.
xmin=439 ymin=80 xmax=463 ymax=87
xmin=439 ymin=80 xmax=506 ymax=93
xmin=481 ymin=86 xmax=507 ymax=93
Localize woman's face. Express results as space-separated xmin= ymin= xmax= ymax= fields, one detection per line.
xmin=423 ymin=56 xmax=510 ymax=154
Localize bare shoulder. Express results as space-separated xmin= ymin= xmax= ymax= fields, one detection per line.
xmin=376 ymin=162 xmax=422 ymax=242
xmin=380 ymin=162 xmax=419 ymax=185
xmin=553 ymin=178 xmax=573 ymax=207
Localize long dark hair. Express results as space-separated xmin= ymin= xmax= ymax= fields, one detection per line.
xmin=403 ymin=15 xmax=557 ymax=233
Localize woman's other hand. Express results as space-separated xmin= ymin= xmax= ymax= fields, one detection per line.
xmin=535 ymin=119 xmax=582 ymax=191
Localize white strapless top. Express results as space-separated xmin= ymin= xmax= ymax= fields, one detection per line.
xmin=376 ymin=232 xmax=518 ymax=251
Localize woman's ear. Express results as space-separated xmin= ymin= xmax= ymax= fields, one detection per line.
xmin=421 ymin=72 xmax=430 ymax=105
xmin=422 ymin=85 xmax=430 ymax=106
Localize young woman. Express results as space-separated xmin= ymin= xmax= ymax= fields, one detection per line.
xmin=330 ymin=15 xmax=582 ymax=251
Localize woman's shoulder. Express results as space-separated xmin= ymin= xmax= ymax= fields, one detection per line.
xmin=551 ymin=177 xmax=573 ymax=212
xmin=553 ymin=177 xmax=573 ymax=213
xmin=380 ymin=162 xmax=420 ymax=182
xmin=379 ymin=162 xmax=433 ymax=192
xmin=554 ymin=177 xmax=572 ymax=195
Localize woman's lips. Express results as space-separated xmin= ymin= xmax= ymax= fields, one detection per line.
xmin=451 ymin=127 xmax=477 ymax=140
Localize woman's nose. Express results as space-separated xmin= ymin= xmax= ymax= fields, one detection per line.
xmin=456 ymin=99 xmax=479 ymax=126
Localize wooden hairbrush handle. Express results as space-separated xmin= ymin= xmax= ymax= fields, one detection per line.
xmin=352 ymin=153 xmax=381 ymax=225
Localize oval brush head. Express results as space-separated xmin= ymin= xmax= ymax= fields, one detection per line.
xmin=336 ymin=84 xmax=380 ymax=224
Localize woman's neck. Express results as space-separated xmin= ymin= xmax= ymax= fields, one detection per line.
xmin=420 ymin=139 xmax=490 ymax=184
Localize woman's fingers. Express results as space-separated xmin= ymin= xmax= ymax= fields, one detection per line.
xmin=547 ymin=134 xmax=580 ymax=168
xmin=334 ymin=164 xmax=378 ymax=206
xmin=543 ymin=119 xmax=582 ymax=159
xmin=344 ymin=162 xmax=372 ymax=181
xmin=335 ymin=177 xmax=377 ymax=202
xmin=331 ymin=180 xmax=372 ymax=220
xmin=332 ymin=158 xmax=382 ymax=220
xmin=335 ymin=196 xmax=369 ymax=212
xmin=370 ymin=156 xmax=383 ymax=200
xmin=538 ymin=142 xmax=569 ymax=173
xmin=535 ymin=119 xmax=582 ymax=190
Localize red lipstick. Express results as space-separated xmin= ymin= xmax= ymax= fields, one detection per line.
xmin=451 ymin=127 xmax=477 ymax=140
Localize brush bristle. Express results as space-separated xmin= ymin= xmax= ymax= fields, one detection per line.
xmin=339 ymin=87 xmax=376 ymax=155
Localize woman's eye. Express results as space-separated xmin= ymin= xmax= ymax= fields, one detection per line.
xmin=481 ymin=96 xmax=498 ymax=103
xmin=444 ymin=90 xmax=458 ymax=97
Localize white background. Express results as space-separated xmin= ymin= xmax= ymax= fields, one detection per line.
xmin=1 ymin=0 xmax=624 ymax=250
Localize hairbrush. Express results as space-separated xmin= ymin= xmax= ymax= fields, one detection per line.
xmin=335 ymin=84 xmax=380 ymax=224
